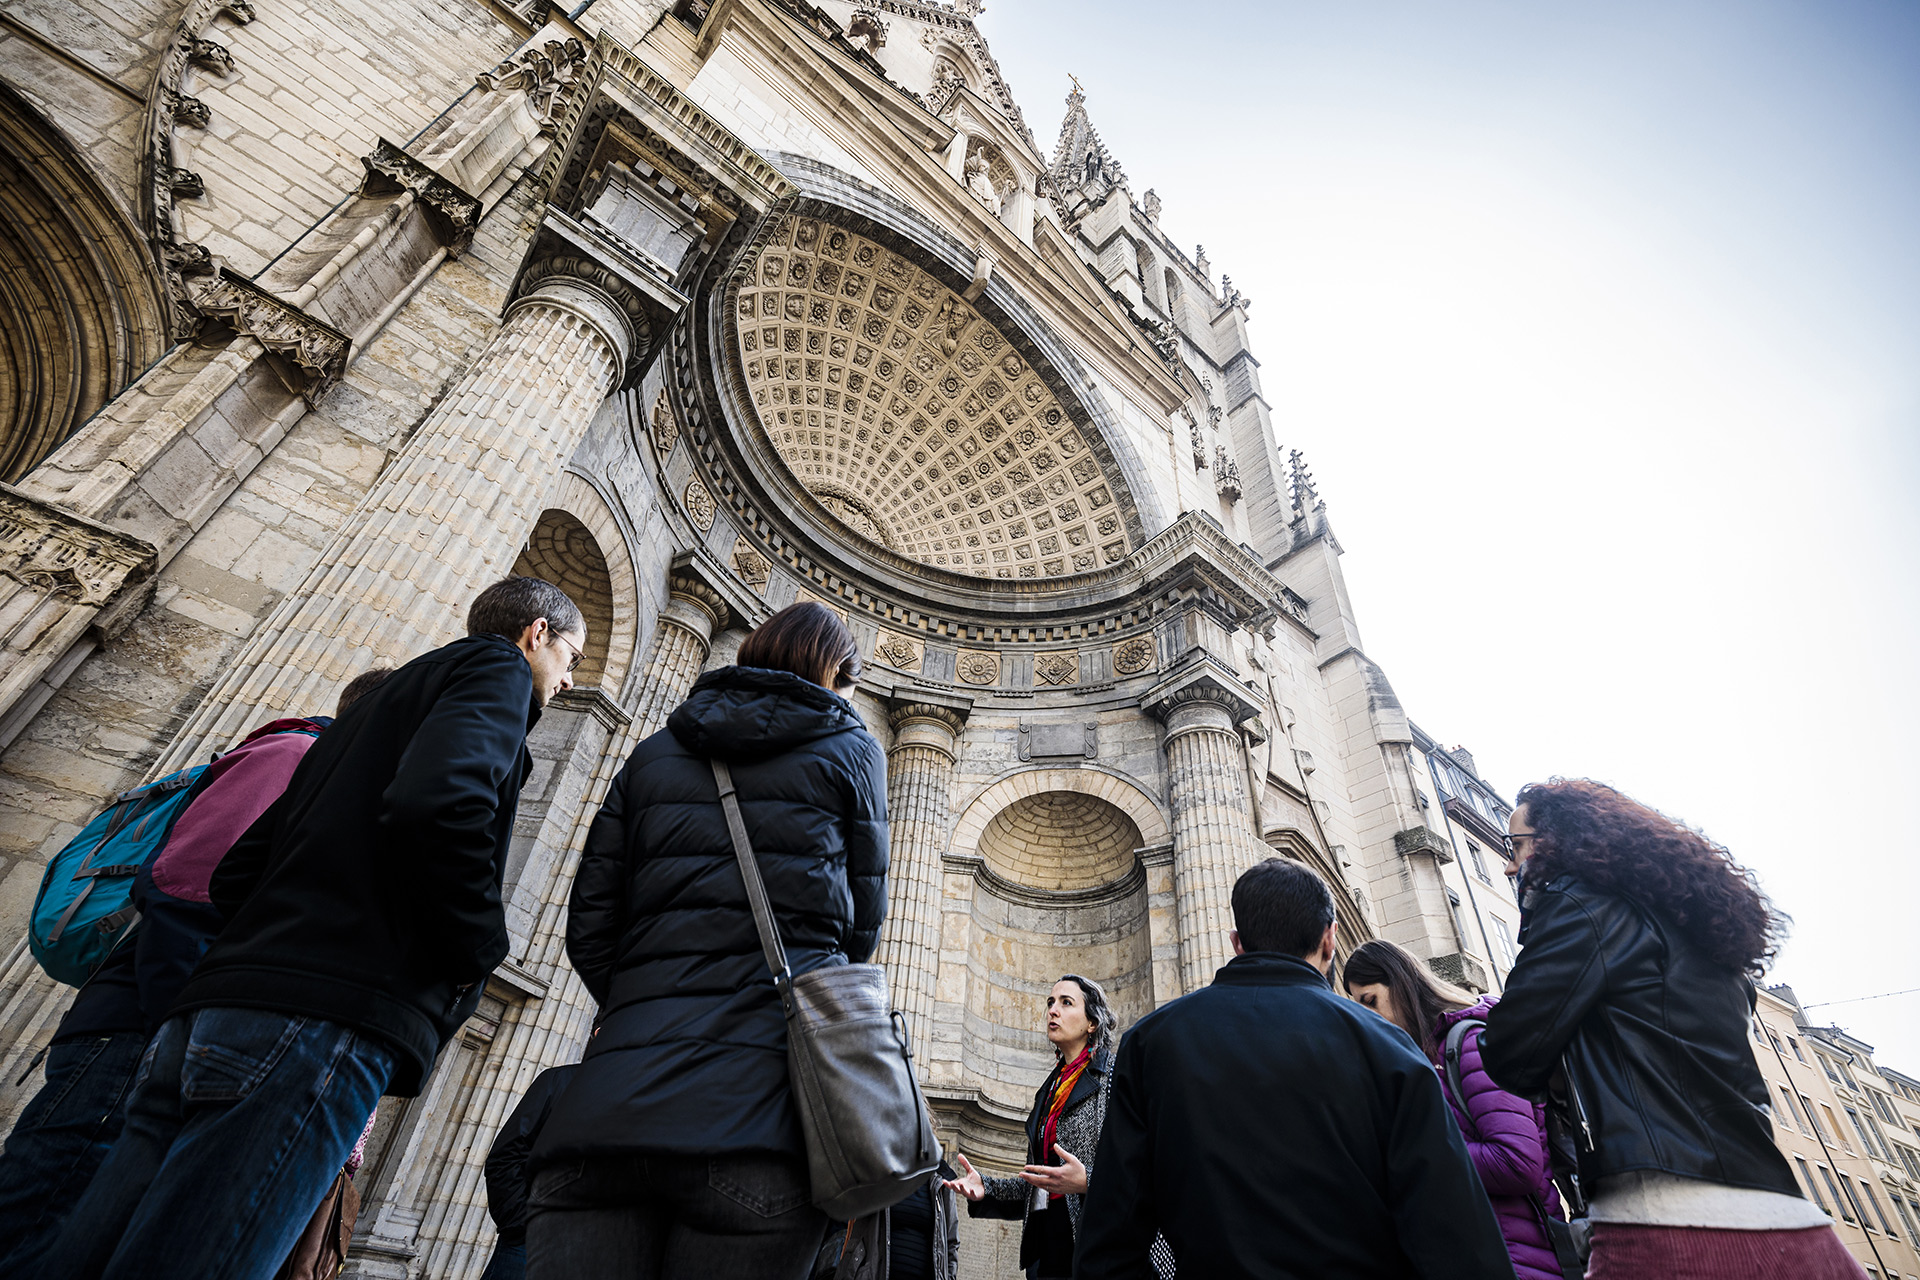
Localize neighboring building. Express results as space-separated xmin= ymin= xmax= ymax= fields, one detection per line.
xmin=1753 ymin=986 xmax=1920 ymax=1279
xmin=0 ymin=2 xmax=1522 ymax=1275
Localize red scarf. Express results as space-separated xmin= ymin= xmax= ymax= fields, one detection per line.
xmin=1040 ymin=1048 xmax=1092 ymax=1158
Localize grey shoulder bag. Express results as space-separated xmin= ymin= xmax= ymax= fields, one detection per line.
xmin=711 ymin=759 xmax=939 ymax=1219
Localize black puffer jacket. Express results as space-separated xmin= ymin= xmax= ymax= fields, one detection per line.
xmin=535 ymin=666 xmax=889 ymax=1164
xmin=1481 ymin=874 xmax=1801 ymax=1198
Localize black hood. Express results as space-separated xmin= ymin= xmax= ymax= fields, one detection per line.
xmin=668 ymin=666 xmax=866 ymax=764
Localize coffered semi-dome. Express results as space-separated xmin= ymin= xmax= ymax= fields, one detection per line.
xmin=734 ymin=217 xmax=1135 ymax=578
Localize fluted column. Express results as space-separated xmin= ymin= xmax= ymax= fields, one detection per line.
xmin=626 ymin=573 xmax=728 ymax=737
xmin=153 ymin=271 xmax=644 ymax=774
xmin=875 ymin=701 xmax=967 ymax=1065
xmin=1145 ymin=666 xmax=1268 ymax=992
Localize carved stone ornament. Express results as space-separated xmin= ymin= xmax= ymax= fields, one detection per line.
xmin=956 ymin=650 xmax=1000 ymax=686
xmin=1183 ymin=408 xmax=1207 ymax=470
xmin=683 ymin=477 xmax=717 ymax=530
xmin=651 ymin=388 xmax=680 ymax=457
xmin=873 ymin=631 xmax=922 ymax=672
xmin=359 ymin=139 xmax=483 ymax=255
xmin=476 ymin=37 xmax=589 ymax=136
xmin=1033 ymin=650 xmax=1079 ymax=686
xmin=191 ymin=269 xmax=351 ymax=405
xmin=1112 ymin=635 xmax=1155 ymax=676
xmin=1141 ymin=188 xmax=1162 ymax=222
xmin=847 ymin=7 xmax=888 ymax=51
xmin=0 ymin=486 xmax=158 ymax=607
xmin=729 ymin=536 xmax=769 ymax=592
xmin=1214 ymin=445 xmax=1242 ymax=504
xmin=165 ymin=89 xmax=211 ymax=129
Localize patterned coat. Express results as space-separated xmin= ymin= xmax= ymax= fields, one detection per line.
xmin=974 ymin=1048 xmax=1174 ymax=1277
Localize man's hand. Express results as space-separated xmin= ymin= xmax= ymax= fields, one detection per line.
xmin=943 ymin=1152 xmax=987 ymax=1201
xmin=1018 ymin=1144 xmax=1088 ymax=1196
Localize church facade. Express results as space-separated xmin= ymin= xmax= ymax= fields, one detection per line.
xmin=0 ymin=1 xmax=1504 ymax=1273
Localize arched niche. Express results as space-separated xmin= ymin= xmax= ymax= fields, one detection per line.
xmin=508 ymin=473 xmax=639 ymax=696
xmin=0 ymin=83 xmax=168 ymax=483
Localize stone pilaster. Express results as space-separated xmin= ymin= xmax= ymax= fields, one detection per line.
xmin=876 ymin=699 xmax=967 ymax=1065
xmin=1143 ymin=662 xmax=1267 ymax=991
xmin=152 ymin=262 xmax=647 ymax=774
xmin=627 ymin=573 xmax=729 ymax=738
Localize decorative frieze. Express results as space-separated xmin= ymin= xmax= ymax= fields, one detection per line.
xmin=1033 ymin=650 xmax=1078 ymax=686
xmin=956 ymin=650 xmax=999 ymax=686
xmin=651 ymin=389 xmax=680 ymax=457
xmin=191 ymin=270 xmax=351 ymax=405
xmin=683 ymin=477 xmax=716 ymax=531
xmin=729 ymin=536 xmax=769 ymax=592
xmin=873 ymin=630 xmax=923 ymax=671
xmin=1112 ymin=634 xmax=1155 ymax=676
xmin=359 ymin=139 xmax=483 ymax=255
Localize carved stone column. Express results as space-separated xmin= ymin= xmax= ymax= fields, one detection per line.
xmin=626 ymin=573 xmax=729 ymax=738
xmin=876 ymin=699 xmax=967 ymax=1064
xmin=1144 ymin=663 xmax=1267 ymax=992
xmin=154 ymin=245 xmax=660 ymax=773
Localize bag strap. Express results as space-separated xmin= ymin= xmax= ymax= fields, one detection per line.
xmin=711 ymin=760 xmax=795 ymax=1007
xmin=1441 ymin=1017 xmax=1482 ymax=1134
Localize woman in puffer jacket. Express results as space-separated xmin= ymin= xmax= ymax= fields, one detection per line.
xmin=1345 ymin=940 xmax=1564 ymax=1280
xmin=526 ymin=602 xmax=889 ymax=1280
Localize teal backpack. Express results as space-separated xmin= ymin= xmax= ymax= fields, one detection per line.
xmin=29 ymin=764 xmax=212 ymax=987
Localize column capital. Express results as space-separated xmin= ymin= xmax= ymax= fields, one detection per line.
xmin=887 ymin=701 xmax=968 ymax=756
xmin=661 ymin=570 xmax=729 ymax=646
xmin=508 ymin=211 xmax=689 ymax=388
xmin=1140 ymin=657 xmax=1260 ymax=729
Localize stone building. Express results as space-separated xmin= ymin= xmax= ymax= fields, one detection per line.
xmin=1753 ymin=985 xmax=1920 ymax=1279
xmin=1 ymin=1 xmax=1508 ymax=1273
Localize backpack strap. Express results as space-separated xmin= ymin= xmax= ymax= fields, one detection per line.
xmin=1440 ymin=1017 xmax=1485 ymax=1138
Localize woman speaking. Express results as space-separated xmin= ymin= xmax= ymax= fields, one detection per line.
xmin=942 ymin=975 xmax=1172 ymax=1279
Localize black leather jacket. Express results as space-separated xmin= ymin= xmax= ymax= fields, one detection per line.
xmin=1481 ymin=875 xmax=1800 ymax=1198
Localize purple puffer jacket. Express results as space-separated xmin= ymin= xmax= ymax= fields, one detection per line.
xmin=1433 ymin=997 xmax=1564 ymax=1280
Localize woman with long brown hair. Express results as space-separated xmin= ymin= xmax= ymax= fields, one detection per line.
xmin=1482 ymin=778 xmax=1863 ymax=1280
xmin=1343 ymin=940 xmax=1567 ymax=1280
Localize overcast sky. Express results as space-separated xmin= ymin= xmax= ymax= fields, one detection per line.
xmin=980 ymin=0 xmax=1920 ymax=1066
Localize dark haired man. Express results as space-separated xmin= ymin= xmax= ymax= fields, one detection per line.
xmin=1075 ymin=857 xmax=1516 ymax=1280
xmin=43 ymin=577 xmax=583 ymax=1280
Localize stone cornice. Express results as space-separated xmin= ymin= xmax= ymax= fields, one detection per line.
xmin=359 ymin=139 xmax=483 ymax=255
xmin=0 ymin=484 xmax=159 ymax=606
xmin=940 ymin=851 xmax=1145 ymax=911
xmin=510 ymin=211 xmax=688 ymax=387
xmin=546 ymin=684 xmax=633 ymax=729
xmin=189 ymin=269 xmax=350 ymax=405
xmin=886 ymin=699 xmax=968 ymax=735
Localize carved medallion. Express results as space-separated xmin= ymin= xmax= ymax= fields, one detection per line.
xmin=956 ymin=650 xmax=1000 ymax=686
xmin=1034 ymin=651 xmax=1079 ymax=687
xmin=730 ymin=536 xmax=769 ymax=592
xmin=1112 ymin=635 xmax=1155 ymax=676
xmin=873 ymin=631 xmax=922 ymax=671
xmin=651 ymin=388 xmax=680 ymax=457
xmin=684 ymin=477 xmax=716 ymax=530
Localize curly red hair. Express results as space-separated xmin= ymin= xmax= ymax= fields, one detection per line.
xmin=1516 ymin=778 xmax=1785 ymax=977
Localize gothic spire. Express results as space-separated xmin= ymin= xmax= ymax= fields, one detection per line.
xmin=1049 ymin=79 xmax=1127 ymax=204
xmin=1287 ymin=448 xmax=1322 ymax=521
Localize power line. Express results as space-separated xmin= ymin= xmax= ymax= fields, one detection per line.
xmin=1801 ymin=987 xmax=1920 ymax=1011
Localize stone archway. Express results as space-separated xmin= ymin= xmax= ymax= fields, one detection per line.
xmin=0 ymin=83 xmax=169 ymax=483
xmin=508 ymin=473 xmax=640 ymax=697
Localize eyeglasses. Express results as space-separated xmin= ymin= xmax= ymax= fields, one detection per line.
xmin=1501 ymin=833 xmax=1538 ymax=858
xmin=550 ymin=632 xmax=585 ymax=674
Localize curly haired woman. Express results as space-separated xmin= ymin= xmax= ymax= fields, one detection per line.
xmin=1482 ymin=778 xmax=1865 ymax=1280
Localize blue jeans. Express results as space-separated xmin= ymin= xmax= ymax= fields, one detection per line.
xmin=0 ymin=1033 xmax=146 ymax=1272
xmin=480 ymin=1235 xmax=527 ymax=1280
xmin=37 ymin=1007 xmax=394 ymax=1280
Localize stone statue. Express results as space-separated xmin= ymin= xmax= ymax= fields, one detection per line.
xmin=965 ymin=149 xmax=1002 ymax=215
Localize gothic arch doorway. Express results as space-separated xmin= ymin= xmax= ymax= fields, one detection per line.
xmin=0 ymin=84 xmax=168 ymax=483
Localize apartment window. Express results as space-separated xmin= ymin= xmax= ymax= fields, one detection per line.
xmin=1465 ymin=842 xmax=1492 ymax=883
xmin=1790 ymin=1037 xmax=1807 ymax=1063
xmin=1752 ymin=1019 xmax=1767 ymax=1044
xmin=1861 ymin=1179 xmax=1898 ymax=1237
xmin=1822 ymin=1103 xmax=1852 ymax=1151
xmin=1848 ymin=1107 xmax=1885 ymax=1161
xmin=1767 ymin=1028 xmax=1785 ymax=1054
xmin=1893 ymin=1192 xmax=1920 ymax=1243
xmin=1446 ymin=889 xmax=1470 ymax=951
xmin=1824 ymin=1057 xmax=1844 ymax=1085
xmin=1800 ymin=1093 xmax=1824 ymax=1136
xmin=1871 ymin=1091 xmax=1900 ymax=1125
xmin=1822 ymin=1165 xmax=1856 ymax=1222
xmin=1779 ymin=1086 xmax=1809 ymax=1133
xmin=1490 ymin=915 xmax=1518 ymax=969
xmin=1796 ymin=1156 xmax=1828 ymax=1213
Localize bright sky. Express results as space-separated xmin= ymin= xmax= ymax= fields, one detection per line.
xmin=980 ymin=1 xmax=1920 ymax=1066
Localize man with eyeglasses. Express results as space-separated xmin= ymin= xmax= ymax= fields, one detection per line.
xmin=42 ymin=576 xmax=585 ymax=1280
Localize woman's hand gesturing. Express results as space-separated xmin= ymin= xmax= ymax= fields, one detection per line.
xmin=942 ymin=1153 xmax=987 ymax=1202
xmin=1018 ymin=1144 xmax=1088 ymax=1196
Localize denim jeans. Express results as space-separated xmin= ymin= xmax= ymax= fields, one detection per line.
xmin=479 ymin=1235 xmax=527 ymax=1280
xmin=526 ymin=1152 xmax=827 ymax=1280
xmin=37 ymin=1007 xmax=394 ymax=1280
xmin=0 ymin=1033 xmax=146 ymax=1272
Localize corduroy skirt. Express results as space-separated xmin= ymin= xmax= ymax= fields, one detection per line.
xmin=1585 ymin=1221 xmax=1868 ymax=1280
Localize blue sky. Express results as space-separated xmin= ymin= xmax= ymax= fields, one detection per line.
xmin=980 ymin=1 xmax=1920 ymax=1064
